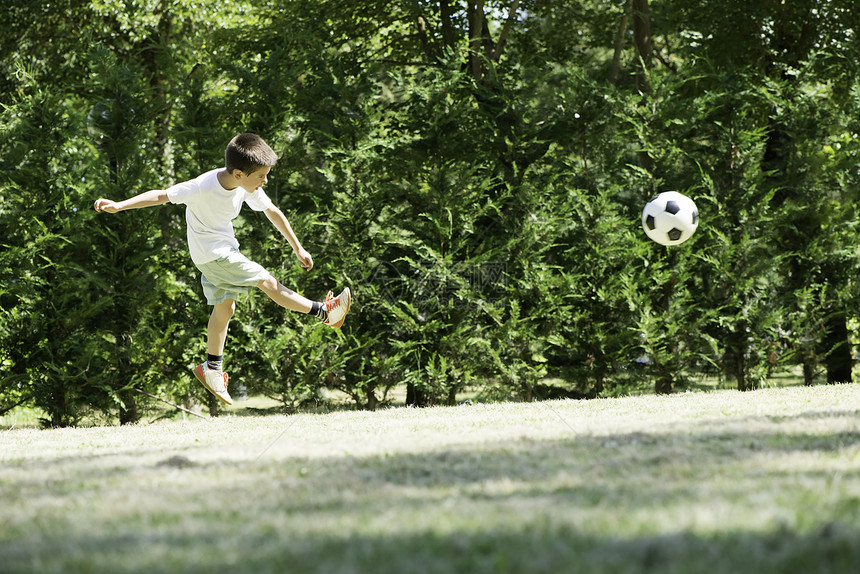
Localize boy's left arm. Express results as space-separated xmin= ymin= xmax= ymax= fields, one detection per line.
xmin=264 ymin=207 xmax=313 ymax=270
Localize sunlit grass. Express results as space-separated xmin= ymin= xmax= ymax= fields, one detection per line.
xmin=2 ymin=385 xmax=859 ymax=573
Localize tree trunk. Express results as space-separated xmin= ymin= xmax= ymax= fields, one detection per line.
xmin=594 ymin=369 xmax=605 ymax=396
xmin=467 ymin=0 xmax=486 ymax=81
xmin=438 ymin=0 xmax=457 ymax=49
xmin=119 ymin=388 xmax=139 ymax=425
xmin=734 ymin=352 xmax=748 ymax=391
xmin=824 ymin=310 xmax=852 ymax=383
xmin=365 ymin=388 xmax=378 ymax=411
xmin=406 ymin=382 xmax=428 ymax=407
xmin=207 ymin=393 xmax=220 ymax=417
xmin=802 ymin=356 xmax=815 ymax=386
xmin=728 ymin=325 xmax=752 ymax=391
xmin=446 ymin=387 xmax=457 ymax=406
xmin=654 ymin=372 xmax=673 ymax=395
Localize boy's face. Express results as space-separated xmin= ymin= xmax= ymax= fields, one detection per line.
xmin=236 ymin=165 xmax=271 ymax=192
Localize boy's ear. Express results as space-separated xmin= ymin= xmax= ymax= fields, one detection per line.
xmin=230 ymin=168 xmax=246 ymax=179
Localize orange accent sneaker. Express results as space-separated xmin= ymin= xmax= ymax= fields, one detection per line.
xmin=323 ymin=287 xmax=351 ymax=328
xmin=193 ymin=362 xmax=233 ymax=405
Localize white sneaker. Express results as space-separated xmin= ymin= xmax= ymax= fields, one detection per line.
xmin=323 ymin=287 xmax=351 ymax=328
xmin=193 ymin=362 xmax=233 ymax=405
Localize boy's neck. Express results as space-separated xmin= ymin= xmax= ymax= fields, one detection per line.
xmin=217 ymin=168 xmax=240 ymax=191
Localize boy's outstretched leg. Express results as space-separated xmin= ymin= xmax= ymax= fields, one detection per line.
xmin=193 ymin=298 xmax=235 ymax=405
xmin=257 ymin=276 xmax=313 ymax=313
xmin=257 ymin=276 xmax=351 ymax=328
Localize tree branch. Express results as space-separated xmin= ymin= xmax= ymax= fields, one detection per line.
xmin=632 ymin=0 xmax=653 ymax=93
xmin=609 ymin=0 xmax=631 ymax=84
xmin=492 ymin=0 xmax=520 ymax=62
xmin=410 ymin=0 xmax=434 ymax=59
xmin=0 ymin=394 xmax=34 ymax=418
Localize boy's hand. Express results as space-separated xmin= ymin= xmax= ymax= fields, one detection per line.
xmin=296 ymin=248 xmax=314 ymax=270
xmin=93 ymin=198 xmax=119 ymax=213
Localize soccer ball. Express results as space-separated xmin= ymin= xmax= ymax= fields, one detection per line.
xmin=641 ymin=191 xmax=699 ymax=246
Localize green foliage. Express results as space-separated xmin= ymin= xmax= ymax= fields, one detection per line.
xmin=0 ymin=68 xmax=101 ymax=425
xmin=3 ymin=0 xmax=860 ymax=424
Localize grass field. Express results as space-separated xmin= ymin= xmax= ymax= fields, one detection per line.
xmin=2 ymin=384 xmax=859 ymax=573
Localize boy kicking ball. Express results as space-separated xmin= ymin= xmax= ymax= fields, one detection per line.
xmin=93 ymin=133 xmax=351 ymax=406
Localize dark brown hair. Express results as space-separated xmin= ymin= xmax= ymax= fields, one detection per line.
xmin=225 ymin=133 xmax=277 ymax=175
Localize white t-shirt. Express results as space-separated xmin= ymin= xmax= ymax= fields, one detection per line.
xmin=166 ymin=168 xmax=274 ymax=265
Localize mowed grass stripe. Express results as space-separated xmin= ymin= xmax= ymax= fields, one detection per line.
xmin=1 ymin=385 xmax=859 ymax=573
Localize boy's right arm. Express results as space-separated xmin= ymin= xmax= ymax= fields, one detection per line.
xmin=93 ymin=190 xmax=170 ymax=213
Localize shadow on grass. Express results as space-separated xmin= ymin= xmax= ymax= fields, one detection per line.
xmin=2 ymin=407 xmax=859 ymax=574
xmin=4 ymin=520 xmax=858 ymax=574
xmin=226 ymin=404 xmax=287 ymax=417
xmin=252 ymin=523 xmax=859 ymax=574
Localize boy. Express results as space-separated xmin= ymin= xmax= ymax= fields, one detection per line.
xmin=93 ymin=133 xmax=351 ymax=406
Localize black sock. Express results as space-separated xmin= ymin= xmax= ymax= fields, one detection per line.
xmin=207 ymin=354 xmax=223 ymax=371
xmin=310 ymin=301 xmax=328 ymax=322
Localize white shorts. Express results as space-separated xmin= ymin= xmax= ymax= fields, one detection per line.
xmin=195 ymin=251 xmax=271 ymax=306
